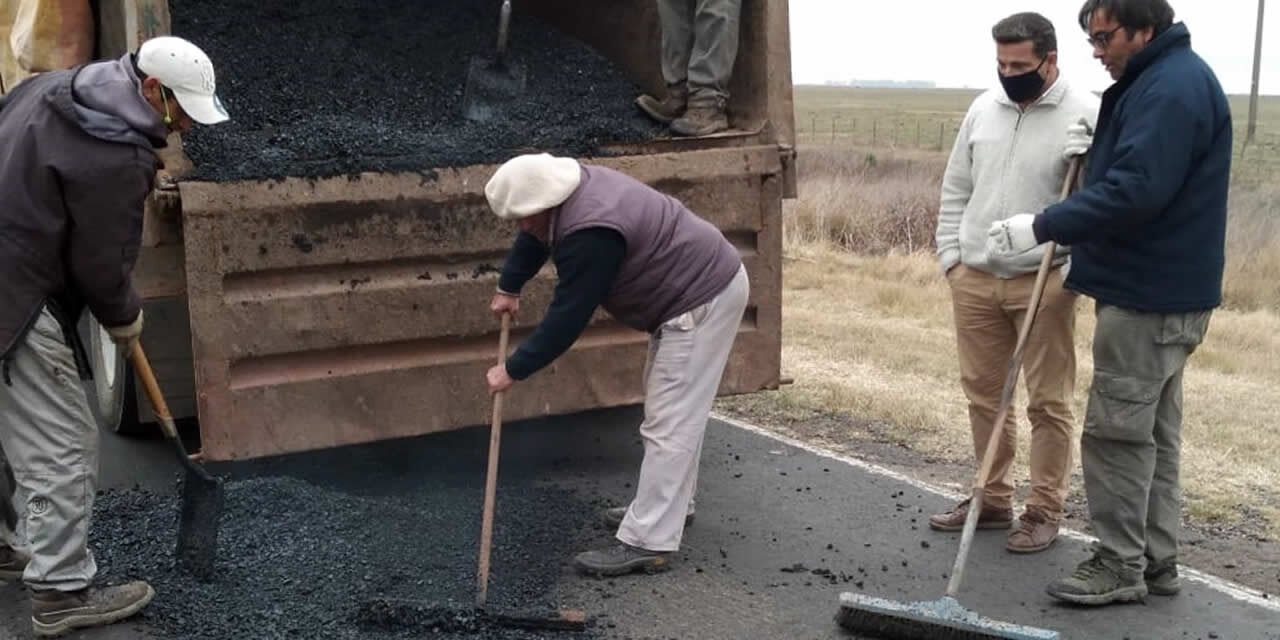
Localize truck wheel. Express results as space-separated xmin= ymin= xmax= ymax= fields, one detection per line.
xmin=81 ymin=314 xmax=143 ymax=436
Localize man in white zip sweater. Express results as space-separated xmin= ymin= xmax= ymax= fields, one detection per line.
xmin=931 ymin=12 xmax=1099 ymax=554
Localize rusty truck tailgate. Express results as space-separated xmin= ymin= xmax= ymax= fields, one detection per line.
xmin=179 ymin=146 xmax=784 ymax=461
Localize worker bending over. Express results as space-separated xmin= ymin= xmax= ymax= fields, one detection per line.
xmin=0 ymin=36 xmax=229 ymax=636
xmin=483 ymin=153 xmax=748 ymax=576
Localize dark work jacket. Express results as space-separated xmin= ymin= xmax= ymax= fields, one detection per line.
xmin=0 ymin=54 xmax=165 ymax=369
xmin=1034 ymin=23 xmax=1232 ymax=313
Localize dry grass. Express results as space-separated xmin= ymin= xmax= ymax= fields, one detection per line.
xmin=730 ymin=142 xmax=1280 ymax=536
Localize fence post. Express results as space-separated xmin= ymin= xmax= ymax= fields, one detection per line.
xmin=916 ymin=121 xmax=921 ymax=148
xmin=938 ymin=122 xmax=945 ymax=150
xmin=873 ymin=120 xmax=878 ymax=146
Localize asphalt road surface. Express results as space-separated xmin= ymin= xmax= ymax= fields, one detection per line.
xmin=2 ymin=407 xmax=1277 ymax=639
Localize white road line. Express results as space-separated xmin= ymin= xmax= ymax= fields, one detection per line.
xmin=713 ymin=412 xmax=1280 ymax=613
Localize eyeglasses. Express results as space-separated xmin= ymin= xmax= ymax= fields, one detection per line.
xmin=1087 ymin=25 xmax=1124 ymax=48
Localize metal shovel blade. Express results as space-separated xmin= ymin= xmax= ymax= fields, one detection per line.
xmin=177 ymin=466 xmax=224 ymax=580
xmin=462 ymin=54 xmax=528 ymax=122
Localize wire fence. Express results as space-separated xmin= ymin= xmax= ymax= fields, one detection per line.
xmin=795 ymin=115 xmax=965 ymax=152
xmin=794 ymin=113 xmax=1280 ymax=185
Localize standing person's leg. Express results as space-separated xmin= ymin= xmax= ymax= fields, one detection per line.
xmin=0 ymin=307 xmax=153 ymax=636
xmin=929 ymin=265 xmax=1017 ymax=532
xmin=1005 ymin=268 xmax=1078 ymax=553
xmin=0 ymin=440 xmax=29 ymax=583
xmin=637 ymin=0 xmax=696 ymax=124
xmin=576 ymin=266 xmax=749 ymax=576
xmin=671 ymin=0 xmax=741 ymax=136
xmin=1047 ymin=305 xmax=1204 ymax=606
xmin=1144 ymin=310 xmax=1211 ymax=596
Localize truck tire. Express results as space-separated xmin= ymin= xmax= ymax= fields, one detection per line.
xmin=80 ymin=313 xmax=144 ymax=436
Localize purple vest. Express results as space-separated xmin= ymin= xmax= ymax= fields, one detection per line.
xmin=552 ymin=165 xmax=741 ymax=332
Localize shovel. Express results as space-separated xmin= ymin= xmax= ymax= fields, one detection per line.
xmin=462 ymin=0 xmax=527 ymax=122
xmin=128 ymin=341 xmax=224 ymax=580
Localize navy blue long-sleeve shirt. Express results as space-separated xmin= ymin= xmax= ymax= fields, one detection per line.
xmin=498 ymin=228 xmax=626 ymax=380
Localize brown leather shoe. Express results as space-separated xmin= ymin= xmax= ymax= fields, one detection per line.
xmin=635 ymin=84 xmax=688 ymax=124
xmin=671 ymin=96 xmax=729 ymax=137
xmin=928 ymin=498 xmax=1014 ymax=532
xmin=1006 ymin=507 xmax=1060 ymax=553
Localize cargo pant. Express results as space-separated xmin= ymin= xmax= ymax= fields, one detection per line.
xmin=0 ymin=306 xmax=100 ymax=591
xmin=1083 ymin=304 xmax=1211 ymax=580
xmin=616 ymin=265 xmax=749 ymax=552
xmin=657 ymin=0 xmax=742 ymax=102
xmin=947 ymin=264 xmax=1078 ymax=518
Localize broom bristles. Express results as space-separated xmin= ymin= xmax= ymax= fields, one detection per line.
xmin=835 ymin=594 xmax=1059 ymax=640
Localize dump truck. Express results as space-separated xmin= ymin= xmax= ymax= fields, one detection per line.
xmin=1 ymin=0 xmax=797 ymax=463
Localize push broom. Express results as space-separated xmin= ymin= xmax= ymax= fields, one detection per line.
xmin=835 ymin=156 xmax=1082 ymax=640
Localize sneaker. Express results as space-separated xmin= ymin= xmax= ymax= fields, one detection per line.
xmin=670 ymin=97 xmax=729 ymax=137
xmin=1046 ymin=555 xmax=1147 ymax=606
xmin=573 ymin=543 xmax=673 ymax=577
xmin=601 ymin=506 xmax=695 ymax=530
xmin=1144 ymin=558 xmax=1181 ymax=596
xmin=0 ymin=545 xmax=29 ymax=582
xmin=1006 ymin=508 xmax=1059 ymax=554
xmin=31 ymin=581 xmax=155 ymax=637
xmin=635 ymin=84 xmax=688 ymax=124
xmin=928 ymin=498 xmax=1014 ymax=532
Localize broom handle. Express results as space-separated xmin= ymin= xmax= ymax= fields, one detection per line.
xmin=477 ymin=312 xmax=511 ymax=608
xmin=946 ymin=157 xmax=1081 ymax=597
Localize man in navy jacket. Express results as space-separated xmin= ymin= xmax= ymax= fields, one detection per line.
xmin=985 ymin=0 xmax=1231 ymax=606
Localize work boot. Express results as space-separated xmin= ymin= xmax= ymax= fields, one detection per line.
xmin=1144 ymin=557 xmax=1181 ymax=596
xmin=574 ymin=543 xmax=673 ymax=577
xmin=1045 ymin=554 xmax=1147 ymax=606
xmin=601 ymin=506 xmax=695 ymax=530
xmin=927 ymin=498 xmax=1014 ymax=532
xmin=1005 ymin=507 xmax=1059 ymax=553
xmin=31 ymin=581 xmax=155 ymax=637
xmin=635 ymin=84 xmax=688 ymax=124
xmin=0 ymin=544 xmax=30 ymax=582
xmin=671 ymin=96 xmax=729 ymax=137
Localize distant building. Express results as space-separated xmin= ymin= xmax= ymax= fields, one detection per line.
xmin=822 ymin=79 xmax=938 ymax=89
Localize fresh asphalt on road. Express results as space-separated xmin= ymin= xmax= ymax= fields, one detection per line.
xmin=2 ymin=407 xmax=1277 ymax=640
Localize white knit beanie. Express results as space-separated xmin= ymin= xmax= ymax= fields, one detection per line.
xmin=484 ymin=153 xmax=583 ymax=220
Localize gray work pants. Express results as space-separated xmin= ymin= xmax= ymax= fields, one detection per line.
xmin=1082 ymin=303 xmax=1212 ymax=580
xmin=657 ymin=0 xmax=742 ymax=101
xmin=0 ymin=306 xmax=100 ymax=591
xmin=616 ymin=265 xmax=749 ymax=551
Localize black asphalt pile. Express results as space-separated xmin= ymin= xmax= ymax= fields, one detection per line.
xmin=170 ymin=0 xmax=662 ymax=182
xmin=89 ymin=474 xmax=603 ymax=639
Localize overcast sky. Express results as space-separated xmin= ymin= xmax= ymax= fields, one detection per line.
xmin=789 ymin=0 xmax=1277 ymax=95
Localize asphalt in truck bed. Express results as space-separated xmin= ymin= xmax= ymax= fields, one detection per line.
xmin=169 ymin=0 xmax=662 ymax=183
xmin=2 ymin=408 xmax=1278 ymax=639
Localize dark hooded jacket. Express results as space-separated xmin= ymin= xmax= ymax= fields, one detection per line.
xmin=0 ymin=53 xmax=166 ymax=371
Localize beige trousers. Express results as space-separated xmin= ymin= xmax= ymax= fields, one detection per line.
xmin=0 ymin=306 xmax=100 ymax=591
xmin=947 ymin=264 xmax=1078 ymax=518
xmin=616 ymin=265 xmax=749 ymax=551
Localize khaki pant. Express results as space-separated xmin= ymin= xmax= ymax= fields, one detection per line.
xmin=1083 ymin=304 xmax=1211 ymax=580
xmin=616 ymin=265 xmax=748 ymax=552
xmin=657 ymin=0 xmax=742 ymax=101
xmin=0 ymin=306 xmax=100 ymax=591
xmin=947 ymin=264 xmax=1078 ymax=518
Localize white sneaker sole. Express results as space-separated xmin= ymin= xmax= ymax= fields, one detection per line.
xmin=32 ymin=584 xmax=156 ymax=638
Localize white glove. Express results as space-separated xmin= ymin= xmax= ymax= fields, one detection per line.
xmin=1064 ymin=117 xmax=1093 ymax=159
xmin=106 ymin=310 xmax=143 ymax=349
xmin=986 ymin=214 xmax=1041 ymax=258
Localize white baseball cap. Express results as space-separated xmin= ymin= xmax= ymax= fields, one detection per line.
xmin=136 ymin=36 xmax=229 ymax=125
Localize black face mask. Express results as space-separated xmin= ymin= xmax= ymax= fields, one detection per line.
xmin=999 ymin=57 xmax=1047 ymax=103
